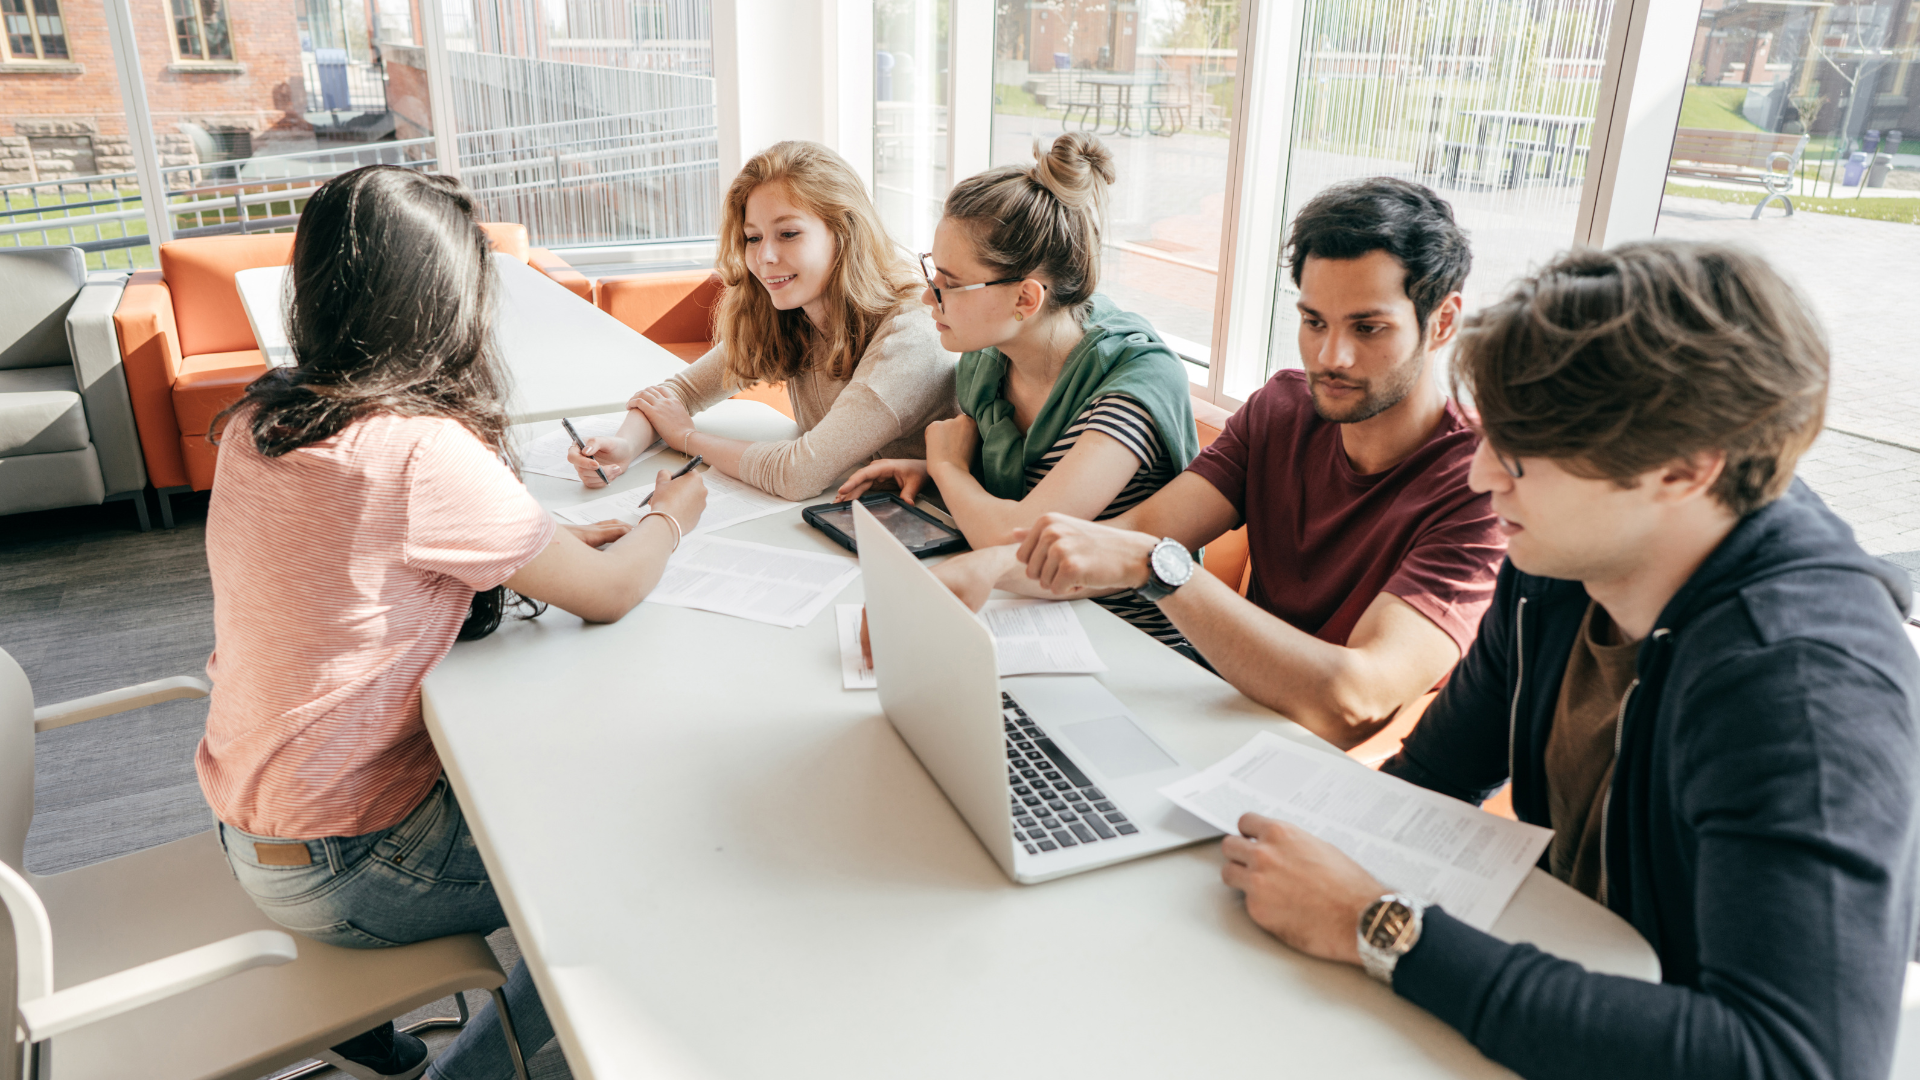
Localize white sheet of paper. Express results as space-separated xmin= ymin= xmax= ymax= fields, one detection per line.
xmin=553 ymin=467 xmax=802 ymax=535
xmin=980 ymin=599 xmax=1107 ymax=675
xmin=836 ymin=604 xmax=877 ymax=689
xmin=1160 ymin=731 xmax=1552 ymax=931
xmin=517 ymin=413 xmax=652 ymax=481
xmin=646 ymin=536 xmax=858 ymax=628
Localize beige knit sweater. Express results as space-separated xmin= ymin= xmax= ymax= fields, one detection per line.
xmin=660 ymin=303 xmax=959 ymax=500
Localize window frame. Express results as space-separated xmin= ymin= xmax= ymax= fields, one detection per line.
xmin=167 ymin=0 xmax=234 ymax=64
xmin=2 ymin=0 xmax=70 ymax=63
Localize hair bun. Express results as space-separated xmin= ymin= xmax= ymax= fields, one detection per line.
xmin=1030 ymin=132 xmax=1115 ymax=218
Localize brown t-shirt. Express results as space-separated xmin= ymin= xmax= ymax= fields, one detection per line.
xmin=1545 ymin=601 xmax=1643 ymax=900
xmin=1184 ymin=370 xmax=1506 ymax=651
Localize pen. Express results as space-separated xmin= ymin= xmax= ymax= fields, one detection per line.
xmin=639 ymin=455 xmax=704 ymax=508
xmin=560 ymin=418 xmax=609 ymax=486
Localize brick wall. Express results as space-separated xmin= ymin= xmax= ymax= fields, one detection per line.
xmin=0 ymin=0 xmax=307 ymax=185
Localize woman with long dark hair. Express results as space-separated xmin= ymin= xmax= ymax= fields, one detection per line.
xmin=200 ymin=164 xmax=703 ymax=1078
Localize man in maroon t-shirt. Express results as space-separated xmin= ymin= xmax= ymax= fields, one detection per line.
xmin=935 ymin=178 xmax=1505 ymax=751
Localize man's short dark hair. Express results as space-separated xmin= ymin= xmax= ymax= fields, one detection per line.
xmin=1455 ymin=240 xmax=1828 ymax=517
xmin=1285 ymin=177 xmax=1472 ymax=331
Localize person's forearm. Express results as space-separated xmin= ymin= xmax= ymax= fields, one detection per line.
xmin=928 ymin=461 xmax=1040 ymax=548
xmin=1158 ymin=576 xmax=1405 ymax=749
xmin=616 ymin=408 xmax=658 ymax=458
xmin=680 ymin=429 xmax=750 ymax=482
xmin=588 ymin=512 xmax=684 ymax=618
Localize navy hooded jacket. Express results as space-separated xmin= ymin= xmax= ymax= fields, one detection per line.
xmin=1381 ymin=481 xmax=1920 ymax=1080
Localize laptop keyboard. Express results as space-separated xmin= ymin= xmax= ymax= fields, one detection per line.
xmin=1003 ymin=692 xmax=1139 ymax=855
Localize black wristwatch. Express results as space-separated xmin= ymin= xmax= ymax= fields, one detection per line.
xmin=1135 ymin=537 xmax=1194 ymax=602
xmin=1357 ymin=893 xmax=1429 ymax=986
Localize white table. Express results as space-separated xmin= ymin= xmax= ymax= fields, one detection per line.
xmin=235 ymin=254 xmax=682 ymax=423
xmin=420 ymin=455 xmax=1660 ymax=1080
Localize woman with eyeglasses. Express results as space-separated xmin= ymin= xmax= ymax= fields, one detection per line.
xmin=568 ymin=141 xmax=958 ymax=501
xmin=837 ymin=133 xmax=1198 ymax=645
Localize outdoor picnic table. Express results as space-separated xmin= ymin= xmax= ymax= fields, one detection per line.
xmin=1444 ymin=109 xmax=1594 ymax=188
xmin=1072 ymin=72 xmax=1173 ymax=138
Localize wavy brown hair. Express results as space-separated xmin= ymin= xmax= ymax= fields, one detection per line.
xmin=713 ymin=141 xmax=920 ymax=386
xmin=1454 ymin=241 xmax=1828 ymax=517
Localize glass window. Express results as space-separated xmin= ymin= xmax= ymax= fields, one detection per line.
xmin=171 ymin=0 xmax=234 ymax=62
xmin=1244 ymin=0 xmax=1619 ymax=399
xmin=874 ymin=0 xmax=950 ymax=254
xmin=4 ymin=0 xmax=69 ymax=61
xmin=1653 ymin=1 xmax=1920 ymax=474
xmin=991 ymin=0 xmax=1238 ymax=375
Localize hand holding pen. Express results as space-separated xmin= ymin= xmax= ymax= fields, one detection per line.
xmin=640 ymin=455 xmax=703 ymax=508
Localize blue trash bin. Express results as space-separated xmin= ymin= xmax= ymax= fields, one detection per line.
xmin=1052 ymin=51 xmax=1070 ymax=72
xmin=315 ymin=47 xmax=350 ymax=111
xmin=1843 ymin=151 xmax=1869 ymax=187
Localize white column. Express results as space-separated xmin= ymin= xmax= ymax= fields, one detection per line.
xmin=711 ymin=0 xmax=830 ymax=184
xmin=947 ymin=0 xmax=994 ymax=185
xmin=102 ymin=0 xmax=171 ymax=245
xmin=824 ymin=0 xmax=875 ymax=188
xmin=1576 ymin=0 xmax=1705 ymax=247
xmin=1206 ymin=0 xmax=1307 ymax=406
xmin=418 ymin=0 xmax=462 ymax=178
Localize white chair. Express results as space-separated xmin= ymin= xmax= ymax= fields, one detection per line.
xmin=1 ymin=647 xmax=531 ymax=1080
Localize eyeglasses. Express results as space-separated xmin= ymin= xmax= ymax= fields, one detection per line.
xmin=918 ymin=252 xmax=1027 ymax=313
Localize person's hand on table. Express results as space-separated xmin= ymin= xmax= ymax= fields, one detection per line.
xmin=644 ymin=466 xmax=708 ymax=534
xmin=923 ymin=414 xmax=979 ymax=473
xmin=631 ymin=386 xmax=696 ymax=452
xmin=1221 ymin=813 xmax=1385 ymax=968
xmin=1014 ymin=513 xmax=1160 ymax=595
xmin=561 ymin=519 xmax=631 ymax=548
xmin=836 ymin=459 xmax=932 ymax=503
xmin=567 ymin=435 xmax=639 ymax=488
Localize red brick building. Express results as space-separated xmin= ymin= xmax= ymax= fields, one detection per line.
xmin=1 ymin=0 xmax=306 ymax=188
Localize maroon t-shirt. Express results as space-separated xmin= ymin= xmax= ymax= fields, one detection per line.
xmin=1186 ymin=370 xmax=1505 ymax=652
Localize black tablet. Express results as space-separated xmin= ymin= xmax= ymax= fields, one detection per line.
xmin=802 ymin=492 xmax=969 ymax=558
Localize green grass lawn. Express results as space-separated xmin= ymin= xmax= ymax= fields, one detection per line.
xmin=2 ymin=188 xmax=154 ymax=270
xmin=1678 ymin=86 xmax=1764 ymax=133
xmin=1664 ymin=181 xmax=1920 ymax=225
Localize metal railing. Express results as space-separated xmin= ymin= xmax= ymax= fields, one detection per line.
xmin=1 ymin=112 xmax=717 ymax=265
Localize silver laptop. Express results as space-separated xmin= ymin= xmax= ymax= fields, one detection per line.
xmin=853 ymin=501 xmax=1218 ymax=885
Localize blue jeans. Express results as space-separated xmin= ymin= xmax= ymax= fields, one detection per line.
xmin=219 ymin=777 xmax=550 ymax=1080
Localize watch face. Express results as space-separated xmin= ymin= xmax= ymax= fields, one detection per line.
xmin=1364 ymin=899 xmax=1413 ymax=949
xmin=1150 ymin=540 xmax=1191 ymax=586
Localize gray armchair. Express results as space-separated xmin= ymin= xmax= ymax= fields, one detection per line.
xmin=0 ymin=247 xmax=148 ymax=529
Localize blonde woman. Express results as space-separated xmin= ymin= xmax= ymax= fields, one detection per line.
xmin=570 ymin=141 xmax=958 ymax=501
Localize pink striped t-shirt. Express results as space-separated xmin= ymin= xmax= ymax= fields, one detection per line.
xmin=197 ymin=412 xmax=555 ymax=839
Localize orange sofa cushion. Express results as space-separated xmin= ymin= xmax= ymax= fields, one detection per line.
xmin=157 ymin=234 xmax=296 ymax=359
xmin=529 ymin=247 xmax=591 ymax=301
xmin=597 ymin=270 xmax=722 ymax=346
xmin=114 ymin=271 xmax=190 ymax=489
xmin=173 ymin=348 xmax=269 ymax=440
xmin=181 ymin=434 xmax=220 ymax=491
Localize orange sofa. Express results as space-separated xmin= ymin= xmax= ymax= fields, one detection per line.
xmin=594 ymin=269 xmax=795 ymax=419
xmin=113 ymin=224 xmax=585 ymax=522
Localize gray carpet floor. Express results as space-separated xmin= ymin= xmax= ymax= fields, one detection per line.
xmin=1 ymin=495 xmax=568 ymax=1080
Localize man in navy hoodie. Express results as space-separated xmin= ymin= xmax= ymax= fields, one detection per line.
xmin=1219 ymin=241 xmax=1920 ymax=1079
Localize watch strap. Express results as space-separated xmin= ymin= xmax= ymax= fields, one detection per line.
xmin=1136 ymin=537 xmax=1191 ymax=602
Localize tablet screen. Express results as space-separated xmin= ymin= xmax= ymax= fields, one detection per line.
xmin=815 ymin=499 xmax=955 ymax=548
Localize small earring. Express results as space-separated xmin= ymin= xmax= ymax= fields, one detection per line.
xmin=1013 ymin=311 xmax=1025 ymax=322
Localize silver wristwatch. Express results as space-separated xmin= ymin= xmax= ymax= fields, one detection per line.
xmin=1357 ymin=893 xmax=1429 ymax=986
xmin=1134 ymin=537 xmax=1194 ymax=602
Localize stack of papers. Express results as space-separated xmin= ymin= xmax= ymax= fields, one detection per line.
xmin=553 ymin=468 xmax=802 ymax=537
xmin=1161 ymin=732 xmax=1551 ymax=930
xmin=648 ymin=535 xmax=858 ymax=629
xmin=836 ymin=599 xmax=1107 ymax=690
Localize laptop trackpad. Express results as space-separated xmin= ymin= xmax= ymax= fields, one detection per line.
xmin=1061 ymin=715 xmax=1177 ymax=779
